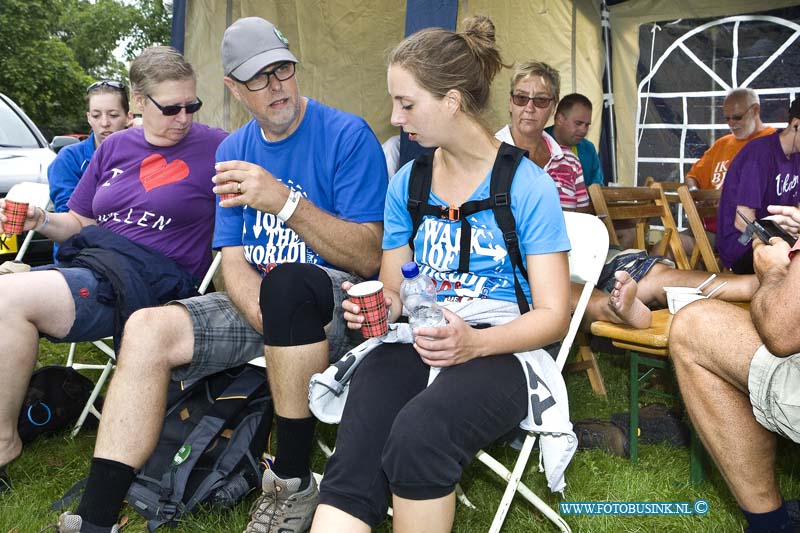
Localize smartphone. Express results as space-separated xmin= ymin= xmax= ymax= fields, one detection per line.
xmin=736 ymin=210 xmax=797 ymax=246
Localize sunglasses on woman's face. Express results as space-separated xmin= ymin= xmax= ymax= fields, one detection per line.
xmin=146 ymin=94 xmax=203 ymax=116
xmin=510 ymin=92 xmax=553 ymax=109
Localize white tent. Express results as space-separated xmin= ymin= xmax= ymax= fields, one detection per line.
xmin=181 ymin=0 xmax=800 ymax=185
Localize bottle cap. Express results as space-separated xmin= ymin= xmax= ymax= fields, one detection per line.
xmin=401 ymin=261 xmax=419 ymax=279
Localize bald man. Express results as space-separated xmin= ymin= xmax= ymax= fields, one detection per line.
xmin=686 ymin=88 xmax=774 ymax=193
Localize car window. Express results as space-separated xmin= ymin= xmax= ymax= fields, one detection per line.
xmin=0 ymin=99 xmax=39 ymax=148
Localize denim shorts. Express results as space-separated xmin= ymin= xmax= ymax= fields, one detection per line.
xmin=748 ymin=345 xmax=800 ymax=443
xmin=597 ymin=248 xmax=674 ymax=293
xmin=36 ymin=266 xmax=115 ymax=343
xmin=171 ymin=265 xmax=363 ymax=381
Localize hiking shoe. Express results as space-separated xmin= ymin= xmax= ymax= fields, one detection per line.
xmin=243 ymin=469 xmax=319 ymax=533
xmin=573 ymin=419 xmax=629 ymax=458
xmin=611 ymin=403 xmax=690 ymax=447
xmin=38 ymin=512 xmax=120 ymax=533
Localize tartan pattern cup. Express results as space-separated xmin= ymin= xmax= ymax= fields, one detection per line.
xmin=219 ymin=181 xmax=241 ymax=202
xmin=347 ymin=280 xmax=388 ymax=338
xmin=3 ymin=200 xmax=29 ymax=235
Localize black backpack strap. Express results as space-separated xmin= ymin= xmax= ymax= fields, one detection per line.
xmin=490 ymin=142 xmax=530 ymax=314
xmin=406 ymin=143 xmax=530 ymax=314
xmin=407 ymin=151 xmax=435 ymax=251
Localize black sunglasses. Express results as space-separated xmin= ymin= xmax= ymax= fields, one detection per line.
xmin=146 ymin=94 xmax=203 ymax=116
xmin=87 ymin=80 xmax=126 ymax=93
xmin=510 ymin=92 xmax=554 ymax=109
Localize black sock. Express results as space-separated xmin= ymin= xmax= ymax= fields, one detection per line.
xmin=742 ymin=502 xmax=792 ymax=532
xmin=75 ymin=458 xmax=136 ymax=527
xmin=272 ymin=415 xmax=315 ymax=486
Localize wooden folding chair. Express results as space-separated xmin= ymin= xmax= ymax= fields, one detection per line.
xmin=648 ymin=180 xmax=720 ymax=273
xmin=587 ymin=183 xmax=690 ymax=270
xmin=677 ymin=187 xmax=721 ymax=272
xmin=67 ymin=252 xmax=223 ymax=436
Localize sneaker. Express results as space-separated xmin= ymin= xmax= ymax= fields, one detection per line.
xmin=243 ymin=469 xmax=319 ymax=533
xmin=45 ymin=512 xmax=119 ymax=533
xmin=573 ymin=419 xmax=629 ymax=457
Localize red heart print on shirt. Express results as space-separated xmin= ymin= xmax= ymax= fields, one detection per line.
xmin=139 ymin=154 xmax=190 ymax=192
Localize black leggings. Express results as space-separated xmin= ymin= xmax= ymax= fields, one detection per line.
xmin=318 ymin=343 xmax=528 ymax=527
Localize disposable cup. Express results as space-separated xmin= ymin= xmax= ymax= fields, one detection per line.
xmin=3 ymin=200 xmax=29 ymax=235
xmin=667 ymin=292 xmax=707 ymax=314
xmin=347 ymin=280 xmax=388 ymax=338
xmin=662 ymin=286 xmax=701 ymax=295
xmin=219 ymin=181 xmax=241 ymax=202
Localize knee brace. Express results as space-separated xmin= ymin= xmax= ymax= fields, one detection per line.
xmin=260 ymin=263 xmax=334 ymax=346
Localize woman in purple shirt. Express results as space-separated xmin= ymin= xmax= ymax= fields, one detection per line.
xmin=0 ymin=46 xmax=226 ymax=489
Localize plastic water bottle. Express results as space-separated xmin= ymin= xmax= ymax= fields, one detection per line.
xmin=400 ymin=262 xmax=446 ymax=385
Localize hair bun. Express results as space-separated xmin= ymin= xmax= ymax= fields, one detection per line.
xmin=462 ymin=15 xmax=496 ymax=43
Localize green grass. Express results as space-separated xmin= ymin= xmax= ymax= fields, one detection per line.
xmin=3 ymin=340 xmax=799 ymax=532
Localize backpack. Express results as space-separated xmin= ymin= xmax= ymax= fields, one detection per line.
xmin=406 ymin=142 xmax=530 ymax=314
xmin=18 ymin=365 xmax=100 ymax=444
xmin=125 ymin=364 xmax=272 ymax=531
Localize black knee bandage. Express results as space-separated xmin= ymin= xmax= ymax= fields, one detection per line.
xmin=260 ymin=263 xmax=334 ymax=346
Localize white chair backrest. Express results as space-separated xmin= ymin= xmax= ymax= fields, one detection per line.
xmin=554 ymin=212 xmax=609 ymax=370
xmin=564 ymin=211 xmax=609 ymax=286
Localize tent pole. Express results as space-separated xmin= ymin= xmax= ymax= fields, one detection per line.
xmin=223 ymin=0 xmax=233 ymax=133
xmin=601 ymin=0 xmax=618 ymax=183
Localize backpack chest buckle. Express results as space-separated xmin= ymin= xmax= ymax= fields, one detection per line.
xmin=440 ymin=205 xmax=460 ymax=221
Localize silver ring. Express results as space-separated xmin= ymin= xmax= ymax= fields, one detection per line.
xmin=236 ymin=182 xmax=242 ymax=194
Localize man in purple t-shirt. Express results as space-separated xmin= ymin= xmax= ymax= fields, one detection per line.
xmin=717 ymin=98 xmax=800 ymax=273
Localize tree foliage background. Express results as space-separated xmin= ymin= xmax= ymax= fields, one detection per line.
xmin=0 ymin=0 xmax=172 ymax=138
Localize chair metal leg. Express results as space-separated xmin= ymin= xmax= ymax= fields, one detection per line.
xmin=629 ymin=351 xmax=640 ymax=463
xmin=476 ymin=436 xmax=571 ymax=533
xmin=689 ymin=428 xmax=705 ymax=485
xmin=70 ymin=358 xmax=113 ymax=438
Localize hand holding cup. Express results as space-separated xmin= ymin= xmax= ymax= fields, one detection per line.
xmin=0 ymin=197 xmax=35 ymax=235
xmin=345 ymin=280 xmax=390 ymax=338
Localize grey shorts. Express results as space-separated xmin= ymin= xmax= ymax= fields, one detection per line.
xmin=171 ymin=266 xmax=364 ymax=381
xmin=748 ymin=345 xmax=800 ymax=443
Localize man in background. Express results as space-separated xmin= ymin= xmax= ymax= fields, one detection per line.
xmin=686 ymin=88 xmax=773 ymax=194
xmin=546 ymin=92 xmax=604 ymax=187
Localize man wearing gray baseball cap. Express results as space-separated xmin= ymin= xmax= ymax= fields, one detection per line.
xmin=54 ymin=16 xmax=387 ymax=533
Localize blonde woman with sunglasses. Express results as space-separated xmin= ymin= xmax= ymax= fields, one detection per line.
xmin=0 ymin=46 xmax=226 ymax=495
xmin=495 ymin=61 xmax=591 ymax=212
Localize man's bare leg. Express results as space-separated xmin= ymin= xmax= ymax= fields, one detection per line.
xmin=636 ymin=263 xmax=758 ymax=307
xmin=93 ymin=305 xmax=195 ymax=466
xmin=72 ymin=304 xmax=197 ymax=528
xmin=671 ymin=299 xmax=782 ymax=513
xmin=264 ymin=340 xmax=328 ymax=419
xmin=579 ymin=272 xmax=652 ymax=329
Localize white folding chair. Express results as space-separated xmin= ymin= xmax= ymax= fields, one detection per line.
xmin=2 ymin=182 xmax=52 ymax=262
xmin=67 ymin=251 xmax=223 ymax=437
xmin=473 ymin=211 xmax=609 ymax=532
